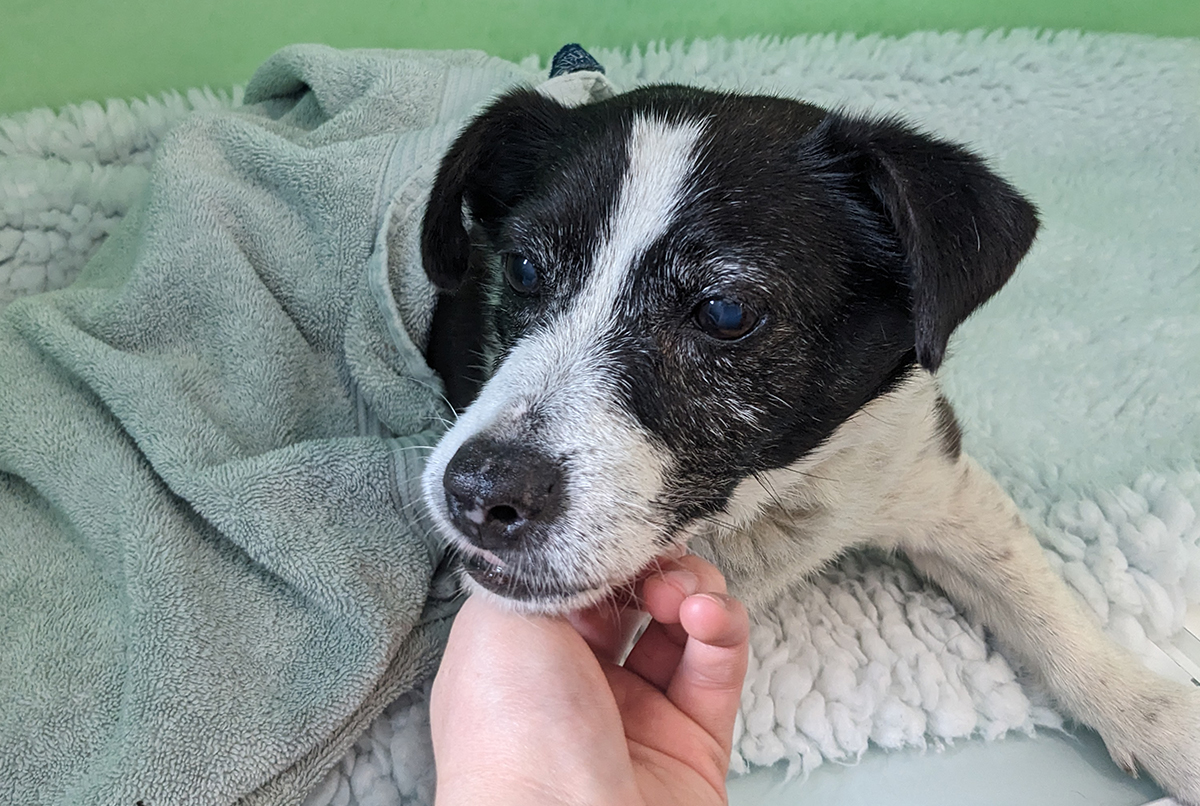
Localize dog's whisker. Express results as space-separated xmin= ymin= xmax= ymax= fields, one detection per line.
xmin=752 ymin=470 xmax=789 ymax=512
xmin=768 ymin=465 xmax=837 ymax=483
xmin=405 ymin=375 xmax=460 ymax=421
xmin=389 ymin=443 xmax=438 ymax=453
xmin=694 ymin=512 xmax=741 ymax=533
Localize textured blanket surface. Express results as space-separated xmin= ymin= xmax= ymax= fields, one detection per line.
xmin=1 ymin=30 xmax=1198 ymax=806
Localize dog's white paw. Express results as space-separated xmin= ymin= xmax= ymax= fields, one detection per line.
xmin=1100 ymin=683 xmax=1200 ymax=806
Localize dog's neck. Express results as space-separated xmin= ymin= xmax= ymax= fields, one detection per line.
xmin=691 ymin=369 xmax=958 ymax=608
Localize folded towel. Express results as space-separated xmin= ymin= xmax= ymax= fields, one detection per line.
xmin=0 ymin=45 xmax=543 ymax=806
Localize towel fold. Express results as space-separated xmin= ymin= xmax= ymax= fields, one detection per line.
xmin=0 ymin=45 xmax=538 ymax=806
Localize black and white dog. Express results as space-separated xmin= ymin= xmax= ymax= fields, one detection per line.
xmin=417 ymin=85 xmax=1200 ymax=802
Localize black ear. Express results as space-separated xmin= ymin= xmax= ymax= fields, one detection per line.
xmin=421 ymin=88 xmax=567 ymax=291
xmin=816 ymin=114 xmax=1039 ymax=371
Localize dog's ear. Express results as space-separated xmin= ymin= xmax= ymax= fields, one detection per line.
xmin=421 ymin=89 xmax=567 ymax=292
xmin=814 ymin=114 xmax=1039 ymax=371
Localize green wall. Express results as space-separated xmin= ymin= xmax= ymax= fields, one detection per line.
xmin=3 ymin=0 xmax=1198 ymax=114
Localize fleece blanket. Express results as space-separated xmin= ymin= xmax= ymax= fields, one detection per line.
xmin=1 ymin=30 xmax=1198 ymax=806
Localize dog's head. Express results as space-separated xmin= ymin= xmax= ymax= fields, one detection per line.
xmin=418 ymin=85 xmax=1038 ymax=612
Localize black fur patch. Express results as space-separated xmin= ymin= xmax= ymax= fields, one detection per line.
xmin=933 ymin=394 xmax=964 ymax=460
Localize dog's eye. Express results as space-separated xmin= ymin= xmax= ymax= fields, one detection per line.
xmin=502 ymin=254 xmax=541 ymax=295
xmin=694 ymin=297 xmax=759 ymax=340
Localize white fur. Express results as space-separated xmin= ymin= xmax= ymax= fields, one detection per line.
xmin=698 ymin=371 xmax=1200 ymax=803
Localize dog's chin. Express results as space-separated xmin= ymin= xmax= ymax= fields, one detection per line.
xmin=458 ymin=551 xmax=611 ymax=615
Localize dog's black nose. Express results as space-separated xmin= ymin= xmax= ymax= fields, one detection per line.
xmin=442 ymin=437 xmax=565 ymax=551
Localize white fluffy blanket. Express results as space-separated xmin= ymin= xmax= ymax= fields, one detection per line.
xmin=2 ymin=30 xmax=1197 ymax=806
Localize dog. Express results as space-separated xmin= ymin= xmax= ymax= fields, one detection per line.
xmin=416 ymin=84 xmax=1200 ymax=803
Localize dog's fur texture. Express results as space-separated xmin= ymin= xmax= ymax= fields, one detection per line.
xmin=416 ymin=85 xmax=1200 ymax=802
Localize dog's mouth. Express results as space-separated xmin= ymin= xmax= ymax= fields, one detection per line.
xmin=461 ymin=551 xmax=597 ymax=606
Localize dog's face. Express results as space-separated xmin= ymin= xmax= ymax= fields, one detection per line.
xmin=418 ymin=86 xmax=1037 ymax=612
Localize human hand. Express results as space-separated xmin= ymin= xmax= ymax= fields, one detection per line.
xmin=430 ymin=553 xmax=750 ymax=806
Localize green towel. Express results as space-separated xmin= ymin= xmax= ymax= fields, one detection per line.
xmin=0 ymin=45 xmax=539 ymax=805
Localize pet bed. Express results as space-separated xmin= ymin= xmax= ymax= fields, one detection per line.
xmin=0 ymin=30 xmax=1197 ymax=806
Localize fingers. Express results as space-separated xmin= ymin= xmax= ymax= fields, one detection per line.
xmin=621 ymin=556 xmax=725 ymax=685
xmin=620 ymin=618 xmax=685 ymax=690
xmin=623 ymin=554 xmax=747 ymax=730
xmin=642 ymin=553 xmax=728 ymax=627
xmin=568 ymin=553 xmax=722 ymax=664
xmin=567 ymin=589 xmax=642 ymax=663
xmin=665 ymin=591 xmax=750 ymax=754
xmin=565 ymin=551 xmax=749 ymax=754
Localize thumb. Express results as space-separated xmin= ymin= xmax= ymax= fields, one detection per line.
xmin=665 ymin=592 xmax=750 ymax=755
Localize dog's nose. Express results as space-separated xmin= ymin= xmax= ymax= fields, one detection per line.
xmin=442 ymin=437 xmax=565 ymax=551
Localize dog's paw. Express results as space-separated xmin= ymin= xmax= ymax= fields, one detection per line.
xmin=1101 ymin=682 xmax=1200 ymax=806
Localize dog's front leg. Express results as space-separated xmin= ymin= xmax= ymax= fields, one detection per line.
xmin=899 ymin=457 xmax=1200 ymax=805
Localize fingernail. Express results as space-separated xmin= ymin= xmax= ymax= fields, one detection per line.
xmin=663 ymin=569 xmax=699 ymax=596
xmin=697 ymin=592 xmax=732 ymax=610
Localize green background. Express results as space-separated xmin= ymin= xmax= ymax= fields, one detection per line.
xmin=3 ymin=0 xmax=1199 ymax=115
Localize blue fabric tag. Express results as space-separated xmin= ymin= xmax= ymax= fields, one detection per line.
xmin=549 ymin=43 xmax=605 ymax=77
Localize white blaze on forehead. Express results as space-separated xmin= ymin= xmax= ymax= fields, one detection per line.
xmin=577 ymin=114 xmax=705 ymax=330
xmin=454 ymin=113 xmax=707 ymax=417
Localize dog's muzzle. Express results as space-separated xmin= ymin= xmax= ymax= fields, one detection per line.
xmin=442 ymin=436 xmax=567 ymax=553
